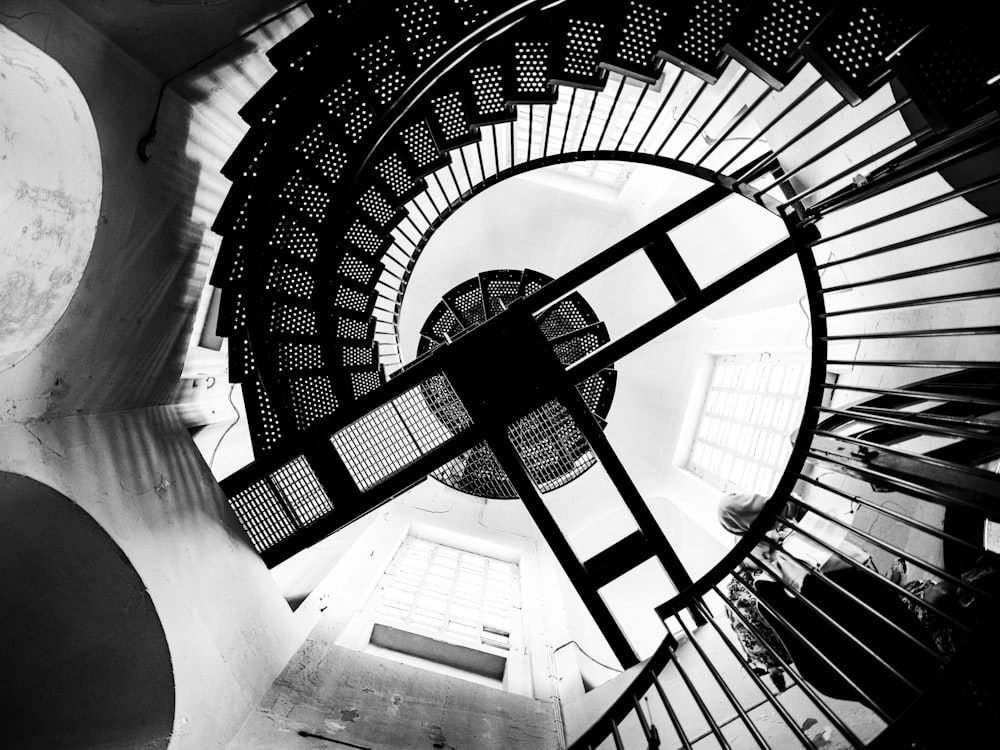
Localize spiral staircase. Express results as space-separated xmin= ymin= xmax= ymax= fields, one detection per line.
xmin=213 ymin=2 xmax=1000 ymax=747
xmin=417 ymin=268 xmax=618 ymax=498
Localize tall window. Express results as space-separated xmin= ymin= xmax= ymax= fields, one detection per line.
xmin=372 ymin=537 xmax=520 ymax=653
xmin=688 ymin=352 xmax=809 ymax=495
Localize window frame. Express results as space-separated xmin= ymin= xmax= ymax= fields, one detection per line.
xmin=686 ymin=351 xmax=810 ymax=496
xmin=364 ymin=535 xmax=524 ymax=681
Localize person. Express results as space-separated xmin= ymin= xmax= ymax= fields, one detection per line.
xmin=718 ymin=492 xmax=801 ymax=690
xmin=725 ymin=561 xmax=792 ymax=691
xmin=894 ymin=556 xmax=1000 ymax=658
xmin=718 ymin=492 xmax=939 ymax=719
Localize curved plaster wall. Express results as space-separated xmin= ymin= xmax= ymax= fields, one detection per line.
xmin=0 ymin=24 xmax=101 ymax=371
xmin=0 ymin=472 xmax=174 ymax=749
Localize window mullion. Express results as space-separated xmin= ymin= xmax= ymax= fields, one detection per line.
xmin=407 ymin=541 xmax=438 ymax=630
xmin=476 ymin=557 xmax=489 ymax=646
xmin=688 ymin=352 xmax=810 ymax=494
xmin=442 ymin=549 xmax=463 ymax=639
xmin=695 ymin=436 xmax=778 ymax=468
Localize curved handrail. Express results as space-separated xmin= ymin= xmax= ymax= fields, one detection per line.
xmin=384 ymin=148 xmax=780 ymax=363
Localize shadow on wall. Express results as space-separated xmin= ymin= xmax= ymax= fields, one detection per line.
xmin=0 ymin=472 xmax=175 ymax=749
xmin=1 ymin=11 xmax=218 ymax=420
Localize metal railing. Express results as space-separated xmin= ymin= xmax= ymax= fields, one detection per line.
xmin=215 ymin=3 xmax=1000 ymax=746
xmin=562 ymin=103 xmax=1000 ymax=748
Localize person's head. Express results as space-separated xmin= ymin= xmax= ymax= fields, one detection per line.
xmin=925 ymin=580 xmax=962 ymax=618
xmin=717 ymin=493 xmax=769 ymax=535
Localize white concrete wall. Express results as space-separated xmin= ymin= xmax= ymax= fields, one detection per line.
xmin=0 ymin=24 xmax=102 ymax=371
xmin=235 ymin=478 xmax=599 ymax=747
xmin=277 ymin=479 xmax=582 ymax=704
xmin=0 ymin=2 xmax=222 ymax=420
xmin=0 ymin=408 xmax=300 ymax=749
xmin=227 ymin=642 xmax=561 ymax=750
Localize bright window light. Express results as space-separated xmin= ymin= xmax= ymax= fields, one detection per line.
xmin=688 ymin=352 xmax=810 ymax=495
xmin=373 ymin=537 xmax=520 ymax=651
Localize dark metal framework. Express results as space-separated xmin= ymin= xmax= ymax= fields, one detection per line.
xmin=213 ymin=1 xmax=1000 ymax=747
xmin=222 ymin=183 xmax=779 ymax=665
xmin=417 ymin=268 xmax=617 ymax=499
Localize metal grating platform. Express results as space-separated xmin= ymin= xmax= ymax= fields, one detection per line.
xmin=417 ymin=269 xmax=616 ymax=498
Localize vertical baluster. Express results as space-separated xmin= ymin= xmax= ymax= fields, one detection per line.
xmin=710 ymin=584 xmax=865 ymax=748
xmin=655 ymin=79 xmax=708 ymax=156
xmin=635 ymin=69 xmax=683 ymax=153
xmin=422 ymin=183 xmax=442 ymax=215
xmin=716 ymin=76 xmax=828 ymax=174
xmin=408 ymin=203 xmax=430 ymax=231
xmin=446 ymin=162 xmax=462 ymax=201
xmin=736 ymin=89 xmax=844 ymax=181
xmin=527 ymin=103 xmax=534 ymax=161
xmin=691 ymin=596 xmax=826 ymax=749
xmin=788 ymin=485 xmax=991 ymax=612
xmin=597 ymin=76 xmax=626 ymax=150
xmin=474 ymin=138 xmax=487 ymax=182
xmin=543 ymin=98 xmax=554 ymax=156
xmin=672 ymin=611 xmax=772 ymax=748
xmin=632 ymin=694 xmax=660 ymax=749
xmin=759 ymin=96 xmax=913 ymax=193
xmin=676 ymin=69 xmax=750 ymax=161
xmin=664 ymin=616 xmax=732 ymax=750
xmin=694 ymin=85 xmax=770 ymax=168
xmin=610 ymin=718 xmax=625 ymax=750
xmin=430 ymin=173 xmax=450 ymax=208
xmin=807 ymin=173 xmax=1000 ymax=240
xmin=509 ymin=117 xmax=516 ymax=168
xmin=491 ymin=123 xmax=500 ymax=174
xmin=561 ymin=87 xmax=578 ymax=154
xmin=778 ymin=126 xmax=933 ymax=208
xmin=578 ymin=89 xmax=600 ymax=150
xmin=615 ymin=81 xmax=649 ymax=150
xmin=650 ymin=667 xmax=694 ymax=750
xmin=402 ymin=213 xmax=422 ymax=239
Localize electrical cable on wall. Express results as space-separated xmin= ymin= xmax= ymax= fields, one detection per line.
xmin=552 ymin=640 xmax=623 ymax=673
xmin=137 ymin=1 xmax=309 ymax=162
xmin=209 ymin=384 xmax=241 ymax=468
xmin=401 ymin=498 xmax=453 ymax=513
xmin=477 ymin=498 xmax=533 ymax=540
xmin=0 ymin=11 xmax=51 ymax=22
xmin=799 ymin=251 xmax=839 ymax=349
xmin=798 ymin=293 xmax=812 ymax=349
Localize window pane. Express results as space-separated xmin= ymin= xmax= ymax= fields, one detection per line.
xmin=374 ymin=537 xmax=520 ymax=652
xmin=687 ymin=353 xmax=809 ymax=494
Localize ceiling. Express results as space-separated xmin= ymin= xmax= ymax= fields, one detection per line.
xmin=61 ymin=0 xmax=300 ymax=79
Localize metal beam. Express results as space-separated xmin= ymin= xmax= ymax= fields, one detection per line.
xmin=523 ymin=184 xmax=730 ymax=314
xmin=584 ymin=530 xmax=653 ymax=589
xmin=560 ymin=387 xmax=707 ymax=625
xmin=643 ymin=234 xmax=700 ymax=302
xmin=567 ymin=237 xmax=797 ymax=383
xmin=259 ymin=427 xmax=484 ymax=567
xmin=487 ymin=432 xmax=640 ymax=669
